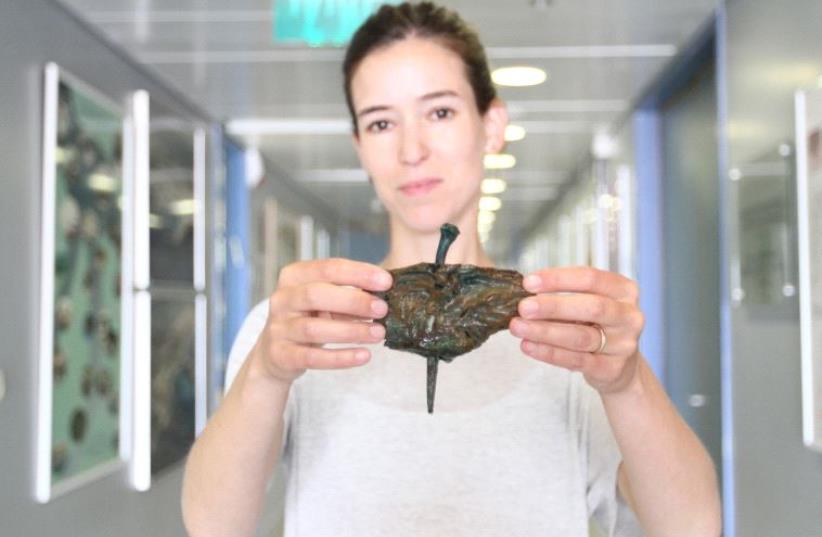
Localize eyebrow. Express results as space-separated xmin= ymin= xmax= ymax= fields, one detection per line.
xmin=356 ymin=90 xmax=462 ymax=119
xmin=420 ymin=89 xmax=460 ymax=102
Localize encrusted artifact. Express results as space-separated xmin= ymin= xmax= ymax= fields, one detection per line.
xmin=372 ymin=223 xmax=532 ymax=413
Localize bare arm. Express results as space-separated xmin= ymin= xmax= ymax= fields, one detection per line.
xmin=181 ymin=347 xmax=291 ymax=537
xmin=603 ymin=356 xmax=722 ymax=537
xmin=181 ymin=259 xmax=392 ymax=537
xmin=510 ymin=266 xmax=721 ymax=536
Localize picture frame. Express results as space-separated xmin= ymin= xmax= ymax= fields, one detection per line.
xmin=137 ymin=115 xmax=208 ymax=486
xmin=36 ymin=63 xmax=128 ymax=502
xmin=795 ymin=88 xmax=822 ymax=453
xmin=735 ymin=143 xmax=797 ymax=315
xmin=149 ymin=292 xmax=198 ymax=476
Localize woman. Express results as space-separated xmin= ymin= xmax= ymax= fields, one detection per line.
xmin=182 ymin=3 xmax=721 ymax=536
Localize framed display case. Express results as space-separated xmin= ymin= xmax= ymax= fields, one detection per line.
xmin=36 ymin=63 xmax=126 ymax=502
xmin=736 ymin=143 xmax=797 ymax=311
xmin=149 ymin=294 xmax=197 ymax=475
xmin=135 ymin=106 xmax=209 ymax=485
xmin=795 ymin=88 xmax=822 ymax=453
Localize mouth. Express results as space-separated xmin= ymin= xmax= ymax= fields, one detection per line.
xmin=398 ymin=178 xmax=443 ymax=197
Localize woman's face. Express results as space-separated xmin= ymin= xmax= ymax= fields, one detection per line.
xmin=350 ymin=37 xmax=507 ymax=233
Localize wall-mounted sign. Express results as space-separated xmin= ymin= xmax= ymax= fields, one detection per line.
xmin=273 ymin=0 xmax=399 ymax=47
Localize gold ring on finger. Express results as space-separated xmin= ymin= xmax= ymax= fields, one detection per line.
xmin=594 ymin=324 xmax=607 ymax=354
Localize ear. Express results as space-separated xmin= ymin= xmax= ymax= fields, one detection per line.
xmin=482 ymin=98 xmax=509 ymax=154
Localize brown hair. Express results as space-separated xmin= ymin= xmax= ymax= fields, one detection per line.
xmin=342 ymin=1 xmax=497 ymax=132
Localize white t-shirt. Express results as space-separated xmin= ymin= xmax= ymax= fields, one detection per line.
xmin=225 ymin=300 xmax=643 ymax=537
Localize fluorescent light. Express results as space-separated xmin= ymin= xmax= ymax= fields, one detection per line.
xmin=88 ymin=173 xmax=118 ymax=192
xmin=506 ymin=99 xmax=628 ymax=114
xmin=478 ymin=210 xmax=497 ymax=226
xmin=142 ymin=49 xmax=345 ymax=65
xmin=168 ymin=199 xmax=197 ymax=216
xmin=481 ymin=178 xmax=507 ymax=194
xmin=297 ymin=168 xmax=369 ymax=183
xmin=227 ymin=117 xmax=350 ymax=135
xmin=504 ymin=124 xmax=526 ymax=142
xmin=486 ymin=44 xmax=677 ymax=60
xmin=492 ymin=66 xmax=547 ymax=87
xmin=149 ymin=214 xmax=163 ymax=228
xmin=478 ymin=220 xmax=494 ymax=234
xmin=484 ymin=153 xmax=516 ymax=170
xmin=479 ymin=196 xmax=502 ymax=212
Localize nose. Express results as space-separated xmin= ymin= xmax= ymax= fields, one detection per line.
xmin=398 ymin=120 xmax=429 ymax=166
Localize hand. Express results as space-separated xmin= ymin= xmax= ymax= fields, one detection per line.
xmin=250 ymin=258 xmax=393 ymax=385
xmin=509 ymin=266 xmax=645 ymax=394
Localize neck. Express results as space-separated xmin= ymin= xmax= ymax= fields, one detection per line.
xmin=380 ymin=211 xmax=495 ymax=269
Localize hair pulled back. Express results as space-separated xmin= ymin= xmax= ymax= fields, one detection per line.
xmin=343 ymin=1 xmax=497 ymax=131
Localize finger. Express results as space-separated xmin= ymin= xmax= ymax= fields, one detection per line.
xmin=285 ymin=317 xmax=385 ymax=345
xmin=279 ymin=341 xmax=372 ymax=370
xmin=523 ymin=266 xmax=639 ymax=302
xmin=278 ymin=258 xmax=392 ymax=291
xmin=510 ymin=318 xmax=607 ymax=354
xmin=273 ymin=282 xmax=388 ymax=319
xmin=512 ymin=318 xmax=639 ymax=356
xmin=318 ymin=311 xmax=375 ymax=322
xmin=521 ymin=340 xmax=629 ymax=389
xmin=518 ymin=292 xmax=630 ymax=327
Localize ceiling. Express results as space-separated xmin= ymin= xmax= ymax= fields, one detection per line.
xmin=58 ymin=0 xmax=719 ymax=260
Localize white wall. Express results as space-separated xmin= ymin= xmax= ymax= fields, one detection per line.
xmin=722 ymin=0 xmax=822 ymax=534
xmin=0 ymin=1 xmax=205 ymax=534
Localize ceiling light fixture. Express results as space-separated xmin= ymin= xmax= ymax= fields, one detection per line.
xmin=479 ymin=196 xmax=502 ymax=212
xmin=168 ymin=199 xmax=197 ymax=216
xmin=481 ymin=178 xmax=507 ymax=195
xmin=478 ymin=210 xmax=497 ymax=226
xmin=504 ymin=124 xmax=526 ymax=142
xmin=491 ymin=66 xmax=547 ymax=87
xmin=484 ymin=153 xmax=516 ymax=169
xmin=478 ymin=221 xmax=494 ymax=235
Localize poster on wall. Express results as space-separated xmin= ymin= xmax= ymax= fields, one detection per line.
xmin=36 ymin=63 xmax=126 ymax=502
xmin=795 ymin=88 xmax=822 ymax=453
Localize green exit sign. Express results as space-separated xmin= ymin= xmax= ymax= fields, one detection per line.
xmin=273 ymin=0 xmax=400 ymax=47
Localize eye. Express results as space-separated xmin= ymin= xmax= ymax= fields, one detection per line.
xmin=430 ymin=107 xmax=455 ymax=120
xmin=365 ymin=119 xmax=391 ymax=133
